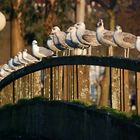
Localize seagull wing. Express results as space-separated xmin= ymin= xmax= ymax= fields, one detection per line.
xmin=47 ymin=38 xmax=60 ymax=51
xmin=84 ymin=30 xmax=96 ymax=35
xmin=58 ymin=31 xmax=69 ymax=48
xmin=122 ymin=32 xmax=136 ymax=45
xmin=26 ymin=53 xmax=39 ymax=62
xmin=39 ymin=46 xmax=54 ymax=57
xmin=103 ymin=30 xmax=114 ymax=42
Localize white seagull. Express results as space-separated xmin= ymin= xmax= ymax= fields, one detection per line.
xmin=51 ymin=26 xmax=71 ymax=50
xmin=67 ymin=26 xmax=86 ymax=55
xmin=74 ymin=22 xmax=100 ymax=47
xmin=47 ymin=35 xmax=63 ymax=56
xmin=8 ymin=58 xmax=18 ymax=70
xmin=135 ymin=36 xmax=140 ymax=52
xmin=2 ymin=64 xmax=14 ymax=73
xmin=96 ymin=19 xmax=117 ymax=56
xmin=32 ymin=40 xmax=54 ymax=61
xmin=113 ymin=25 xmax=136 ymax=58
xmin=66 ymin=26 xmax=83 ymax=55
xmin=17 ymin=52 xmax=29 ymax=66
xmin=22 ymin=49 xmax=39 ymax=64
xmin=0 ymin=67 xmax=10 ymax=78
xmin=13 ymin=55 xmax=22 ymax=65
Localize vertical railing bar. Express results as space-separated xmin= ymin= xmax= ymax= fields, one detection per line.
xmin=12 ymin=81 xmax=15 ymax=103
xmin=41 ymin=70 xmax=45 ymax=97
xmin=50 ymin=67 xmax=53 ymax=100
xmin=76 ymin=65 xmax=79 ymax=99
xmin=109 ymin=66 xmax=112 ymax=107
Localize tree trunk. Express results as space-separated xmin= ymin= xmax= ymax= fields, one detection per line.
xmin=75 ymin=0 xmax=89 ymax=101
xmin=44 ymin=0 xmax=56 ymax=35
xmin=10 ymin=0 xmax=24 ymax=57
xmin=76 ymin=0 xmax=85 ymax=22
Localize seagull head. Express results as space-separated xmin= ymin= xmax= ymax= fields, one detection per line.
xmin=137 ymin=36 xmax=140 ymax=40
xmin=24 ymin=49 xmax=28 ymax=52
xmin=66 ymin=26 xmax=76 ymax=33
xmin=115 ymin=25 xmax=122 ymax=32
xmin=74 ymin=22 xmax=85 ymax=29
xmin=51 ymin=26 xmax=61 ymax=34
xmin=32 ymin=40 xmax=38 ymax=46
xmin=96 ymin=19 xmax=103 ymax=28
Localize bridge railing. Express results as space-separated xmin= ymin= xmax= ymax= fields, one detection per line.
xmin=0 ymin=56 xmax=140 ymax=115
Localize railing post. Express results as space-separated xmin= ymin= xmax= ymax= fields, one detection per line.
xmin=50 ymin=67 xmax=53 ymax=100
xmin=12 ymin=81 xmax=15 ymax=103
xmin=136 ymin=72 xmax=140 ymax=115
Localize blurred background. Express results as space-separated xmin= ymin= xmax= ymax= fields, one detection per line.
xmin=0 ymin=0 xmax=140 ymax=64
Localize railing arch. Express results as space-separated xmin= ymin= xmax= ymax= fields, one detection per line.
xmin=0 ymin=55 xmax=140 ymax=115
xmin=0 ymin=55 xmax=140 ymax=89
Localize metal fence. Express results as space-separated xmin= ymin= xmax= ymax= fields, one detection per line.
xmin=0 ymin=55 xmax=140 ymax=115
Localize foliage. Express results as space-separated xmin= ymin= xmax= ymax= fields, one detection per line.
xmin=98 ymin=106 xmax=131 ymax=120
xmin=0 ymin=0 xmax=113 ymax=45
xmin=0 ymin=96 xmax=140 ymax=125
xmin=71 ymin=99 xmax=94 ymax=106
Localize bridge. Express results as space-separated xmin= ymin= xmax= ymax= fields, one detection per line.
xmin=0 ymin=55 xmax=140 ymax=113
xmin=0 ymin=54 xmax=140 ymax=139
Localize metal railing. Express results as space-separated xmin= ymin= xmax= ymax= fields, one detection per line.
xmin=0 ymin=55 xmax=140 ymax=115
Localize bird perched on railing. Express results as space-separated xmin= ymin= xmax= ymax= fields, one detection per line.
xmin=22 ymin=49 xmax=39 ymax=64
xmin=113 ymin=25 xmax=136 ymax=58
xmin=74 ymin=22 xmax=100 ymax=48
xmin=135 ymin=36 xmax=140 ymax=53
xmin=51 ymin=26 xmax=71 ymax=49
xmin=13 ymin=55 xmax=24 ymax=69
xmin=32 ymin=40 xmax=54 ymax=61
xmin=8 ymin=58 xmax=18 ymax=70
xmin=0 ymin=66 xmax=10 ymax=79
xmin=46 ymin=34 xmax=65 ymax=56
xmin=65 ymin=26 xmax=83 ymax=55
xmin=51 ymin=26 xmax=72 ymax=55
xmin=66 ymin=26 xmax=85 ymax=55
xmin=2 ymin=64 xmax=14 ymax=73
xmin=96 ymin=19 xmax=117 ymax=56
xmin=17 ymin=52 xmax=29 ymax=66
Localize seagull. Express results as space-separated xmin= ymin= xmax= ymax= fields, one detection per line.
xmin=2 ymin=64 xmax=14 ymax=73
xmin=66 ymin=26 xmax=83 ymax=55
xmin=22 ymin=49 xmax=39 ymax=64
xmin=135 ymin=36 xmax=140 ymax=52
xmin=13 ymin=55 xmax=24 ymax=69
xmin=17 ymin=52 xmax=29 ymax=66
xmin=51 ymin=26 xmax=71 ymax=50
xmin=13 ymin=55 xmax=22 ymax=65
xmin=67 ymin=26 xmax=86 ymax=55
xmin=8 ymin=58 xmax=18 ymax=70
xmin=113 ymin=25 xmax=136 ymax=58
xmin=96 ymin=19 xmax=117 ymax=56
xmin=32 ymin=40 xmax=54 ymax=61
xmin=68 ymin=26 xmax=88 ymax=49
xmin=0 ymin=67 xmax=10 ymax=78
xmin=66 ymin=26 xmax=80 ymax=49
xmin=74 ymin=22 xmax=100 ymax=47
xmin=46 ymin=35 xmax=64 ymax=56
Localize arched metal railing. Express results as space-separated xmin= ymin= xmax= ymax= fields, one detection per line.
xmin=1 ymin=56 xmax=140 ymax=89
xmin=0 ymin=55 xmax=140 ymax=115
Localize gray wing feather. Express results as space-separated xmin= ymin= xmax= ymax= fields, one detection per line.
xmin=39 ymin=47 xmax=53 ymax=56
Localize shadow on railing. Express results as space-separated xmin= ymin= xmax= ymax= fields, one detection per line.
xmin=0 ymin=56 xmax=140 ymax=115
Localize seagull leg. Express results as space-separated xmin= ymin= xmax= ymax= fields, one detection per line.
xmin=109 ymin=46 xmax=113 ymax=56
xmin=124 ymin=49 xmax=127 ymax=58
xmin=126 ymin=48 xmax=129 ymax=58
xmin=88 ymin=46 xmax=92 ymax=56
